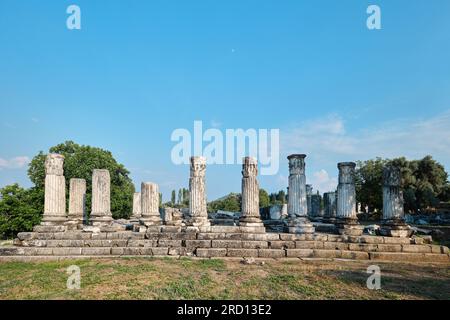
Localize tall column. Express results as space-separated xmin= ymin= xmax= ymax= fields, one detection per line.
xmin=140 ymin=182 xmax=162 ymax=226
xmin=285 ymin=154 xmax=314 ymax=234
xmin=187 ymin=156 xmax=210 ymax=227
xmin=311 ymin=194 xmax=322 ymax=221
xmin=336 ymin=162 xmax=363 ymax=236
xmin=323 ymin=192 xmax=337 ymax=223
xmin=41 ymin=153 xmax=67 ymax=226
xmin=380 ymin=166 xmax=410 ymax=237
xmin=130 ymin=192 xmax=142 ymax=222
xmin=306 ymin=184 xmax=313 ymax=217
xmin=90 ymin=169 xmax=113 ymax=226
xmin=68 ymin=178 xmax=86 ymax=226
xmin=239 ymin=157 xmax=265 ymax=232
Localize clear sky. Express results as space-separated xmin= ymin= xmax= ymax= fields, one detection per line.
xmin=1 ymin=0 xmax=450 ymax=201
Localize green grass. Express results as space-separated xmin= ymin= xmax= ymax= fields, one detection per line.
xmin=0 ymin=258 xmax=449 ymax=300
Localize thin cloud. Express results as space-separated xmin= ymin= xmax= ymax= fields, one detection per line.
xmin=0 ymin=156 xmax=30 ymax=170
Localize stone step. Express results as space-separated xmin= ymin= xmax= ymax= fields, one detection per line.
xmin=1 ymin=246 xmax=448 ymax=263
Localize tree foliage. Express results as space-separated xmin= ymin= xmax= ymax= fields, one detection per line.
xmin=27 ymin=141 xmax=135 ymax=219
xmin=0 ymin=184 xmax=42 ymax=239
xmin=355 ymin=155 xmax=449 ymax=213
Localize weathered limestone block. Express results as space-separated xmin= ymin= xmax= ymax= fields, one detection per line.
xmin=196 ymin=248 xmax=227 ymax=258
xmin=140 ymin=182 xmax=162 ymax=226
xmin=242 ymin=241 xmax=268 ymax=249
xmin=151 ymin=247 xmax=169 ymax=256
xmin=163 ymin=207 xmax=183 ymax=226
xmin=184 ymin=240 xmax=212 ymax=250
xmin=401 ymin=245 xmax=432 ymax=253
xmin=295 ymin=241 xmax=324 ymax=249
xmin=187 ymin=157 xmax=210 ymax=227
xmin=40 ymin=154 xmax=67 ymax=227
xmin=336 ymin=162 xmax=363 ymax=236
xmin=239 ymin=157 xmax=265 ymax=232
xmin=286 ymin=249 xmax=313 ymax=258
xmin=340 ymin=251 xmax=370 ymax=260
xmin=285 ymin=154 xmax=315 ymax=234
xmin=68 ymin=178 xmax=86 ymax=227
xmin=269 ymin=241 xmax=296 ymax=249
xmin=90 ymin=169 xmax=113 ymax=226
xmin=379 ymin=166 xmax=410 ymax=238
xmin=369 ymin=252 xmax=450 ymax=263
xmin=158 ymin=239 xmax=182 ymax=248
xmin=313 ymin=249 xmax=342 ymax=259
xmin=227 ymin=249 xmax=258 ymax=257
xmin=348 ymin=243 xmax=378 ymax=252
xmin=211 ymin=240 xmax=242 ymax=249
xmin=258 ymin=249 xmax=286 ymax=258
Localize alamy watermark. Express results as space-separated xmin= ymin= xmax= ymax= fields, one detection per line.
xmin=171 ymin=121 xmax=280 ymax=175
xmin=66 ymin=265 xmax=81 ymax=290
xmin=366 ymin=265 xmax=381 ymax=290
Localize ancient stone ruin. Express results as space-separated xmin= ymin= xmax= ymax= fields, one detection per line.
xmin=0 ymin=153 xmax=449 ymax=263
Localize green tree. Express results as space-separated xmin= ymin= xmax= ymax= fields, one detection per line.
xmin=0 ymin=184 xmax=41 ymax=238
xmin=27 ymin=141 xmax=134 ymax=219
xmin=259 ymin=189 xmax=270 ymax=208
xmin=207 ymin=193 xmax=241 ymax=212
xmin=171 ymin=190 xmax=176 ymax=205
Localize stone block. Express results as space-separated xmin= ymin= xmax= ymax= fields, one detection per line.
xmin=431 ymin=245 xmax=443 ymax=254
xmin=210 ymin=226 xmax=241 ymax=233
xmin=369 ymin=252 xmax=450 ymax=263
xmin=127 ymin=240 xmax=157 ymax=247
xmin=145 ymin=233 xmax=161 ymax=240
xmin=383 ymin=237 xmax=411 ymax=245
xmin=412 ymin=237 xmax=424 ymax=245
xmin=313 ymin=249 xmax=342 ymax=259
xmin=258 ymin=249 xmax=285 ymax=258
xmin=158 ymin=240 xmax=182 ymax=248
xmin=195 ymin=248 xmax=227 ymax=258
xmin=327 ymin=234 xmax=344 ymax=242
xmin=359 ymin=236 xmax=384 ymax=244
xmin=160 ymin=226 xmax=181 ymax=233
xmin=269 ymin=241 xmax=295 ymax=249
xmin=17 ymin=232 xmax=35 ymax=241
xmin=34 ymin=225 xmax=66 ymax=233
xmin=211 ymin=240 xmax=241 ymax=249
xmin=286 ymin=249 xmax=313 ymax=258
xmin=46 ymin=240 xmax=84 ymax=247
xmin=376 ymin=244 xmax=402 ymax=252
xmin=227 ymin=249 xmax=258 ymax=257
xmin=197 ymin=233 xmax=226 ymax=240
xmin=91 ymin=233 xmax=107 ymax=240
xmin=242 ymin=241 xmax=268 ymax=249
xmin=0 ymin=247 xmax=26 ymax=256
xmin=340 ymin=251 xmax=369 ymax=260
xmin=348 ymin=244 xmax=378 ymax=252
xmin=152 ymin=247 xmax=169 ymax=256
xmin=441 ymin=246 xmax=449 ymax=254
xmin=32 ymin=247 xmax=53 ymax=256
xmin=82 ymin=247 xmax=111 ymax=255
xmin=295 ymin=241 xmax=324 ymax=249
xmin=241 ymin=233 xmax=280 ymax=241
xmin=323 ymin=242 xmax=349 ymax=250
xmin=402 ymin=245 xmax=432 ymax=253
xmin=111 ymin=247 xmax=124 ymax=255
xmin=185 ymin=240 xmax=212 ymax=249
xmin=168 ymin=247 xmax=187 ymax=256
xmin=313 ymin=234 xmax=328 ymax=241
xmin=52 ymin=248 xmax=82 ymax=256
xmin=279 ymin=234 xmax=306 ymax=241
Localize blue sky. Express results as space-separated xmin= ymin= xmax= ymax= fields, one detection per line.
xmin=1 ymin=0 xmax=450 ymax=201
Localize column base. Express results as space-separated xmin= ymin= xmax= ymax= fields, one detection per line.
xmin=239 ymin=217 xmax=265 ymax=233
xmin=186 ymin=216 xmax=211 ymax=228
xmin=90 ymin=214 xmax=113 ymax=227
xmin=336 ymin=218 xmax=363 ymax=236
xmin=284 ymin=216 xmax=315 ymax=234
xmin=41 ymin=214 xmax=67 ymax=226
xmin=379 ymin=219 xmax=411 ymax=238
xmin=140 ymin=215 xmax=162 ymax=227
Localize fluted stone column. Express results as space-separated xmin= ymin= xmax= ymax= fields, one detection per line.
xmin=239 ymin=157 xmax=265 ymax=232
xmin=68 ymin=178 xmax=86 ymax=226
xmin=306 ymin=184 xmax=313 ymax=217
xmin=187 ymin=156 xmax=210 ymax=228
xmin=140 ymin=182 xmax=162 ymax=226
xmin=336 ymin=162 xmax=363 ymax=236
xmin=323 ymin=192 xmax=337 ymax=223
xmin=311 ymin=194 xmax=322 ymax=221
xmin=90 ymin=169 xmax=113 ymax=226
xmin=41 ymin=154 xmax=67 ymax=226
xmin=285 ymin=154 xmax=314 ymax=234
xmin=380 ymin=166 xmax=410 ymax=237
xmin=130 ymin=192 xmax=142 ymax=222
